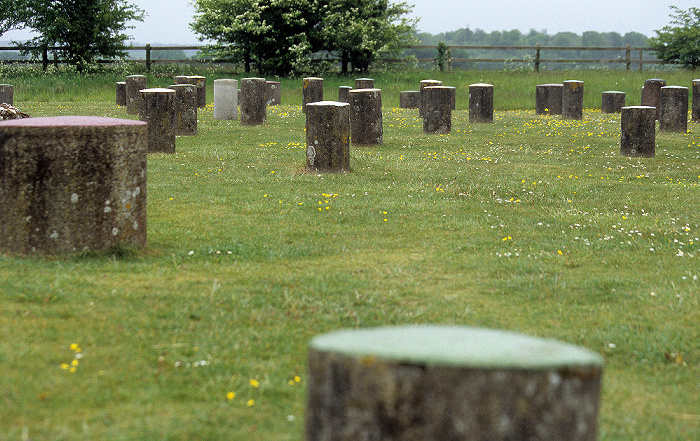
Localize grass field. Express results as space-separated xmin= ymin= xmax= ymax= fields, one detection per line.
xmin=1 ymin=67 xmax=699 ymax=440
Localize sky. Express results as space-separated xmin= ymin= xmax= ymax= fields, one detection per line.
xmin=2 ymin=0 xmax=698 ymax=45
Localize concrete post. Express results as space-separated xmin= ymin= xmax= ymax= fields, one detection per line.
xmin=535 ymin=84 xmax=563 ymax=115
xmin=355 ymin=78 xmax=375 ymax=89
xmin=116 ymin=82 xmax=126 ymax=106
xmin=601 ymin=91 xmax=625 ymax=113
xmin=139 ymin=88 xmax=177 ymax=153
xmin=562 ymin=80 xmax=584 ymax=120
xmin=621 ymin=106 xmax=656 ymax=157
xmin=349 ymin=88 xmax=383 ymax=146
xmin=691 ymin=79 xmax=700 ymax=122
xmin=174 ymin=75 xmax=206 ymax=109
xmin=168 ymin=84 xmax=198 ymax=136
xmin=303 ymin=77 xmax=324 ymax=113
xmin=419 ymin=79 xmax=442 ymax=118
xmin=338 ymin=86 xmax=352 ymax=103
xmin=641 ymin=78 xmax=666 ymax=120
xmin=240 ymin=77 xmax=267 ymax=126
xmin=659 ymin=86 xmax=689 ymax=133
xmin=266 ymin=81 xmax=281 ymax=106
xmin=468 ymin=83 xmax=494 ymax=123
xmin=0 ymin=84 xmax=13 ymax=105
xmin=305 ymin=101 xmax=350 ymax=172
xmin=213 ymin=79 xmax=238 ymax=120
xmin=399 ymin=91 xmax=420 ymax=109
xmin=423 ymin=86 xmax=455 ymax=134
xmin=125 ymin=75 xmax=147 ymax=115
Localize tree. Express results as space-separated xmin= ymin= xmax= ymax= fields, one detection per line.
xmin=191 ymin=0 xmax=417 ymax=75
xmin=649 ymin=6 xmax=700 ymax=69
xmin=20 ymin=0 xmax=144 ymax=71
xmin=0 ymin=0 xmax=31 ymax=35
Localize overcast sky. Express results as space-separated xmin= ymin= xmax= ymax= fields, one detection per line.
xmin=2 ymin=0 xmax=697 ymax=45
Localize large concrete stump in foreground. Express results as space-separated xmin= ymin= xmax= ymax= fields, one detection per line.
xmin=213 ymin=79 xmax=238 ymax=120
xmin=563 ymin=80 xmax=584 ymax=120
xmin=621 ymin=106 xmax=656 ymax=157
xmin=349 ymin=88 xmax=383 ymax=145
xmin=139 ymin=88 xmax=176 ymax=153
xmin=423 ymin=86 xmax=455 ymax=134
xmin=601 ymin=91 xmax=625 ymax=113
xmin=305 ymin=101 xmax=350 ymax=172
xmin=419 ymin=79 xmax=442 ymax=117
xmin=174 ymin=75 xmax=206 ymax=109
xmin=303 ymin=77 xmax=324 ymax=113
xmin=125 ymin=75 xmax=147 ymax=115
xmin=659 ymin=86 xmax=689 ymax=133
xmin=641 ymin=78 xmax=666 ymax=119
xmin=168 ymin=84 xmax=198 ymax=135
xmin=240 ymin=77 xmax=267 ymax=126
xmin=399 ymin=91 xmax=419 ymax=109
xmin=535 ymin=83 xmax=563 ymax=115
xmin=306 ymin=325 xmax=604 ymax=441
xmin=0 ymin=116 xmax=147 ymax=254
xmin=693 ymin=79 xmax=700 ymax=122
xmin=468 ymin=83 xmax=494 ymax=123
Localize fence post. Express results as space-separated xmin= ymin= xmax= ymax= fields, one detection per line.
xmin=639 ymin=50 xmax=643 ymax=72
xmin=42 ymin=45 xmax=48 ymax=71
xmin=535 ymin=44 xmax=540 ymax=72
xmin=625 ymin=45 xmax=631 ymax=71
xmin=146 ymin=44 xmax=151 ymax=72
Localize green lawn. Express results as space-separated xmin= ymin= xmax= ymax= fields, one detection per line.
xmin=1 ymin=68 xmax=698 ymax=440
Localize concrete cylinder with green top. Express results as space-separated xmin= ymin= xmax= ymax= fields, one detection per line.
xmin=306 ymin=325 xmax=604 ymax=441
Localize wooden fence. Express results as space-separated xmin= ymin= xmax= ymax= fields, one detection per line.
xmin=0 ymin=44 xmax=664 ymax=72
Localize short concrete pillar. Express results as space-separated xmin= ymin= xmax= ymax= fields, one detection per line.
xmin=399 ymin=91 xmax=420 ymax=109
xmin=174 ymin=75 xmax=206 ymax=108
xmin=240 ymin=77 xmax=267 ymax=126
xmin=469 ymin=83 xmax=494 ymax=123
xmin=659 ymin=86 xmax=689 ymax=133
xmin=535 ymin=84 xmax=563 ymax=115
xmin=213 ymin=79 xmax=238 ymax=120
xmin=266 ymin=81 xmax=281 ymax=106
xmin=349 ymin=88 xmax=383 ymax=145
xmin=305 ymin=101 xmax=350 ymax=172
xmin=423 ymin=86 xmax=454 ymax=134
xmin=355 ymin=78 xmax=375 ymax=89
xmin=338 ymin=86 xmax=352 ymax=103
xmin=419 ymin=79 xmax=442 ymax=117
xmin=116 ymin=81 xmax=126 ymax=106
xmin=641 ymin=78 xmax=666 ymax=119
xmin=621 ymin=106 xmax=656 ymax=157
xmin=125 ymin=75 xmax=147 ymax=115
xmin=693 ymin=79 xmax=700 ymax=122
xmin=562 ymin=80 xmax=584 ymax=120
xmin=601 ymin=91 xmax=625 ymax=113
xmin=168 ymin=84 xmax=198 ymax=136
xmin=139 ymin=88 xmax=176 ymax=153
xmin=0 ymin=84 xmax=13 ymax=105
xmin=303 ymin=77 xmax=324 ymax=113
xmin=0 ymin=116 xmax=148 ymax=254
xmin=306 ymin=325 xmax=604 ymax=441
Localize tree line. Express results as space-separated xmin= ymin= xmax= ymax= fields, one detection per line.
xmin=1 ymin=1 xmax=698 ymax=72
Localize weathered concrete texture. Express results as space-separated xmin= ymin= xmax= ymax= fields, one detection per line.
xmin=0 ymin=84 xmax=13 ymax=105
xmin=303 ymin=77 xmax=324 ymax=113
xmin=659 ymin=86 xmax=689 ymax=133
xmin=174 ymin=75 xmax=206 ymax=109
xmin=601 ymin=91 xmax=625 ymax=113
xmin=641 ymin=78 xmax=666 ymax=120
xmin=419 ymin=79 xmax=442 ymax=117
xmin=139 ymin=88 xmax=176 ymax=153
xmin=469 ymin=83 xmax=494 ymax=123
xmin=168 ymin=84 xmax=198 ymax=135
xmin=0 ymin=116 xmax=148 ymax=254
xmin=125 ymin=75 xmax=147 ymax=115
xmin=116 ymin=81 xmax=126 ymax=106
xmin=355 ymin=78 xmax=375 ymax=89
xmin=693 ymin=79 xmax=700 ymax=122
xmin=535 ymin=84 xmax=563 ymax=115
xmin=266 ymin=81 xmax=281 ymax=106
xmin=621 ymin=106 xmax=656 ymax=157
xmin=240 ymin=77 xmax=267 ymax=126
xmin=306 ymin=326 xmax=603 ymax=441
xmin=305 ymin=101 xmax=350 ymax=172
xmin=562 ymin=80 xmax=584 ymax=120
xmin=349 ymin=88 xmax=383 ymax=145
xmin=399 ymin=91 xmax=420 ymax=109
xmin=423 ymin=86 xmax=454 ymax=134
xmin=338 ymin=86 xmax=352 ymax=103
xmin=213 ymin=79 xmax=238 ymax=120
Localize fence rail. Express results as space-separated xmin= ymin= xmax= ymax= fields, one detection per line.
xmin=0 ymin=44 xmax=664 ymax=72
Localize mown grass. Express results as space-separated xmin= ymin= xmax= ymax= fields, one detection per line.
xmin=1 ymin=68 xmax=699 ymax=440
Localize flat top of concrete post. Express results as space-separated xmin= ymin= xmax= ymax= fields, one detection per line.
xmin=242 ymin=77 xmax=266 ymax=81
xmin=140 ymin=87 xmax=176 ymax=93
xmin=311 ymin=325 xmax=604 ymax=369
xmin=425 ymin=86 xmax=456 ymax=90
xmin=470 ymin=83 xmax=493 ymax=87
xmin=661 ymin=85 xmax=689 ymax=90
xmin=215 ymin=79 xmax=238 ymax=84
xmin=126 ymin=75 xmax=146 ymax=78
xmin=0 ymin=115 xmax=147 ymax=127
xmin=304 ymin=77 xmax=323 ymax=81
xmin=537 ymin=83 xmax=563 ymax=87
xmin=349 ymin=88 xmax=381 ymax=93
xmin=266 ymin=81 xmax=280 ymax=84
xmin=622 ymin=106 xmax=656 ymax=110
xmin=306 ymin=100 xmax=349 ymax=108
xmin=420 ymin=79 xmax=441 ymax=83
xmin=603 ymin=90 xmax=625 ymax=94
